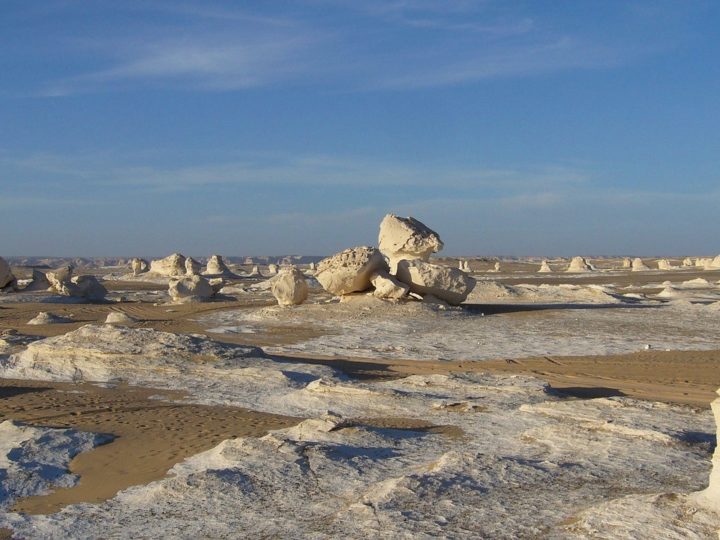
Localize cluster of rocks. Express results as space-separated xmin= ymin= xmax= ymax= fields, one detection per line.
xmin=46 ymin=266 xmax=108 ymax=300
xmin=313 ymin=214 xmax=476 ymax=306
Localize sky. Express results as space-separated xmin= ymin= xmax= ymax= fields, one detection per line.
xmin=1 ymin=0 xmax=719 ymax=257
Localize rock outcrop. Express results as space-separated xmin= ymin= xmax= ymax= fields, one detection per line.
xmin=27 ymin=312 xmax=72 ymax=325
xmin=267 ymin=264 xmax=279 ymax=275
xmin=130 ymin=258 xmax=149 ymax=276
xmin=46 ymin=265 xmax=74 ymax=291
xmin=104 ymin=312 xmax=138 ymax=326
xmin=566 ymin=257 xmax=593 ymax=273
xmin=168 ymin=275 xmax=215 ymax=303
xmin=395 ymin=260 xmax=476 ymax=306
xmin=46 ymin=266 xmax=107 ymax=300
xmin=204 ymin=255 xmax=235 ymax=277
xmin=271 ymin=266 xmax=308 ymax=306
xmin=657 ymin=259 xmax=676 ymax=271
xmin=682 ymin=257 xmax=695 ymax=267
xmin=185 ymin=257 xmax=202 ymax=275
xmin=22 ymin=269 xmax=50 ymax=291
xmin=0 ymin=257 xmax=15 ymax=290
xmin=149 ymin=253 xmax=187 ymax=277
xmin=538 ymin=261 xmax=552 ymax=273
xmin=378 ymin=214 xmax=443 ymax=273
xmin=315 ymin=247 xmax=388 ymax=296
xmin=631 ymin=258 xmax=650 ymax=272
xmin=370 ymin=271 xmax=410 ymax=300
xmin=694 ymin=388 xmax=720 ymax=513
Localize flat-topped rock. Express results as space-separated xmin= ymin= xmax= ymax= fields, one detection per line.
xmin=378 ymin=214 xmax=443 ymax=273
xmin=150 ymin=253 xmax=187 ymax=277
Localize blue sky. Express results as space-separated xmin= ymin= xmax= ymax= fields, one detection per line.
xmin=1 ymin=0 xmax=718 ymax=257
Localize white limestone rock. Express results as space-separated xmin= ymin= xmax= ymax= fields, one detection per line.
xmin=566 ymin=257 xmax=593 ymax=273
xmin=64 ymin=275 xmax=108 ymax=300
xmin=267 ymin=264 xmax=279 ymax=275
xmin=395 ymin=260 xmax=476 ymax=306
xmin=185 ymin=257 xmax=202 ymax=275
xmin=271 ymin=266 xmax=308 ymax=306
xmin=0 ymin=257 xmax=15 ymax=290
xmin=104 ymin=312 xmax=138 ymax=326
xmin=694 ymin=388 xmax=720 ymax=513
xmin=315 ymin=247 xmax=388 ymax=296
xmin=22 ymin=269 xmax=50 ymax=292
xmin=204 ymin=255 xmax=235 ymax=277
xmin=632 ymin=258 xmax=650 ymax=272
xmin=682 ymin=257 xmax=695 ymax=267
xmin=657 ymin=259 xmax=677 ymax=271
xmin=149 ymin=253 xmax=186 ymax=277
xmin=46 ymin=265 xmax=74 ymax=292
xmin=370 ymin=271 xmax=410 ymax=300
xmin=622 ymin=257 xmax=632 ymax=269
xmin=538 ymin=261 xmax=552 ymax=273
xmin=130 ymin=258 xmax=149 ymax=276
xmin=378 ymin=214 xmax=443 ymax=273
xmin=488 ymin=262 xmax=501 ymax=273
xmin=27 ymin=312 xmax=72 ymax=325
xmin=248 ymin=265 xmax=261 ymax=277
xmin=168 ymin=275 xmax=215 ymax=303
xmin=208 ymin=278 xmax=225 ymax=294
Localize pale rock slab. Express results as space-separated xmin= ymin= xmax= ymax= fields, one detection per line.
xmin=378 ymin=214 xmax=443 ymax=273
xmin=271 ymin=266 xmax=308 ymax=306
xmin=566 ymin=257 xmax=593 ymax=273
xmin=150 ymin=253 xmax=187 ymax=277
xmin=632 ymin=258 xmax=650 ymax=272
xmin=370 ymin=271 xmax=410 ymax=300
xmin=168 ymin=275 xmax=215 ymax=303
xmin=315 ymin=247 xmax=388 ymax=296
xmin=130 ymin=258 xmax=149 ymax=276
xmin=395 ymin=260 xmax=476 ymax=305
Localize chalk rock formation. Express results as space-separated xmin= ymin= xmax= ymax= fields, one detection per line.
xmin=168 ymin=275 xmax=215 ymax=303
xmin=267 ymin=264 xmax=279 ymax=275
xmin=204 ymin=255 xmax=235 ymax=277
xmin=566 ymin=257 xmax=593 ymax=273
xmin=378 ymin=214 xmax=443 ymax=273
xmin=370 ymin=270 xmax=410 ymax=300
xmin=488 ymin=262 xmax=501 ymax=273
xmin=683 ymin=257 xmax=695 ymax=267
xmin=271 ymin=266 xmax=308 ymax=306
xmin=694 ymin=388 xmax=720 ymax=513
xmin=150 ymin=253 xmax=187 ymax=277
xmin=23 ymin=269 xmax=50 ymax=291
xmin=315 ymin=247 xmax=388 ymax=296
xmin=130 ymin=258 xmax=149 ymax=276
xmin=248 ymin=265 xmax=261 ymax=277
xmin=27 ymin=312 xmax=72 ymax=325
xmin=208 ymin=278 xmax=225 ymax=294
xmin=185 ymin=257 xmax=202 ymax=275
xmin=46 ymin=265 xmax=74 ymax=291
xmin=657 ymin=259 xmax=676 ymax=271
xmin=710 ymin=255 xmax=720 ymax=269
xmin=538 ymin=261 xmax=552 ymax=273
xmin=0 ymin=257 xmax=15 ymax=290
xmin=632 ymin=258 xmax=650 ymax=272
xmin=104 ymin=312 xmax=138 ymax=326
xmin=62 ymin=276 xmax=108 ymax=300
xmin=621 ymin=258 xmax=632 ymax=269
xmin=396 ymin=260 xmax=476 ymax=305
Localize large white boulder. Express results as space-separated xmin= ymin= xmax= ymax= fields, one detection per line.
xmin=631 ymin=258 xmax=650 ymax=272
xmin=185 ymin=257 xmax=202 ymax=275
xmin=566 ymin=257 xmax=593 ymax=273
xmin=370 ymin=270 xmax=410 ymax=300
xmin=395 ymin=260 xmax=476 ymax=306
xmin=149 ymin=253 xmax=186 ymax=277
xmin=168 ymin=275 xmax=215 ymax=303
xmin=378 ymin=214 xmax=444 ymax=273
xmin=130 ymin=258 xmax=149 ymax=276
xmin=271 ymin=266 xmax=308 ymax=306
xmin=46 ymin=265 xmax=74 ymax=291
xmin=694 ymin=388 xmax=720 ymax=513
xmin=0 ymin=257 xmax=15 ymax=289
xmin=204 ymin=255 xmax=235 ymax=277
xmin=315 ymin=247 xmax=388 ymax=296
xmin=60 ymin=276 xmax=108 ymax=300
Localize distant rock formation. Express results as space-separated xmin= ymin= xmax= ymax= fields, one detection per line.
xmin=315 ymin=246 xmax=388 ymax=296
xmin=657 ymin=259 xmax=677 ymax=271
xmin=0 ymin=257 xmax=16 ymax=290
xmin=378 ymin=214 xmax=443 ymax=273
xmin=248 ymin=265 xmax=261 ymax=277
xmin=27 ymin=312 xmax=72 ymax=325
xmin=104 ymin=312 xmax=139 ymax=326
xmin=682 ymin=257 xmax=695 ymax=267
xmin=370 ymin=270 xmax=409 ymax=300
xmin=271 ymin=266 xmax=308 ymax=306
xmin=46 ymin=265 xmax=107 ymax=300
xmin=204 ymin=255 xmax=235 ymax=277
xmin=693 ymin=388 xmax=720 ymax=513
xmin=622 ymin=258 xmax=632 ymax=269
xmin=150 ymin=253 xmax=186 ymax=277
xmin=168 ymin=275 xmax=215 ymax=303
xmin=566 ymin=257 xmax=593 ymax=273
xmin=488 ymin=262 xmax=501 ymax=273
xmin=130 ymin=258 xmax=149 ymax=276
xmin=395 ymin=260 xmax=475 ymax=306
xmin=22 ymin=269 xmax=50 ymax=292
xmin=267 ymin=264 xmax=279 ymax=275
xmin=631 ymin=258 xmax=650 ymax=272
xmin=538 ymin=261 xmax=552 ymax=273
xmin=185 ymin=257 xmax=202 ymax=275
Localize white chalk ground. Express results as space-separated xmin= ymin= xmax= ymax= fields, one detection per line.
xmin=0 ymin=323 xmax=718 ymax=538
xmin=1 ymin=275 xmax=720 ymax=538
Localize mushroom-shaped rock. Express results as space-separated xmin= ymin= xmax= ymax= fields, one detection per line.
xmin=130 ymin=258 xmax=149 ymax=276
xmin=370 ymin=270 xmax=409 ymax=300
xmin=694 ymin=388 xmax=720 ymax=513
xmin=631 ymin=257 xmax=650 ymax=272
xmin=315 ymin=247 xmax=388 ymax=296
xmin=204 ymin=255 xmax=235 ymax=277
xmin=378 ymin=214 xmax=444 ymax=273
xmin=23 ymin=269 xmax=51 ymax=292
xmin=271 ymin=266 xmax=308 ymax=306
xmin=105 ymin=312 xmax=138 ymax=326
xmin=0 ymin=257 xmax=16 ymax=290
xmin=538 ymin=261 xmax=552 ymax=273
xmin=168 ymin=275 xmax=214 ymax=303
xmin=150 ymin=253 xmax=187 ymax=277
xmin=396 ymin=260 xmax=476 ymax=306
xmin=185 ymin=257 xmax=202 ymax=275
xmin=566 ymin=257 xmax=593 ymax=273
